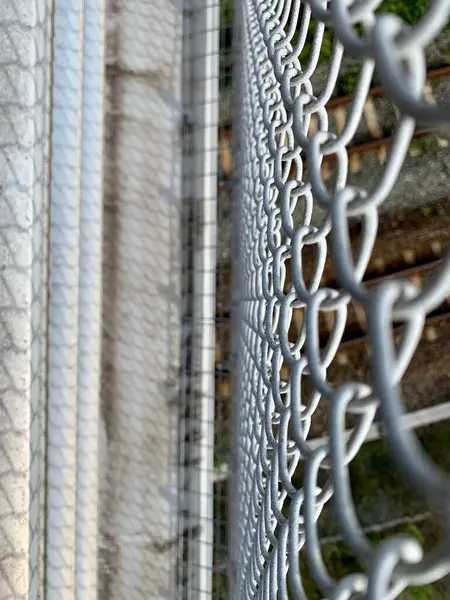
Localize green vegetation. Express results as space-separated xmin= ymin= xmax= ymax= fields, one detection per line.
xmin=214 ymin=427 xmax=229 ymax=468
xmin=421 ymin=201 xmax=446 ymax=219
xmin=337 ymin=65 xmax=360 ymax=97
xmin=219 ymin=0 xmax=450 ymax=91
xmin=345 ymin=421 xmax=450 ymax=522
xmin=298 ymin=0 xmax=450 ymax=64
xmin=212 ymin=422 xmax=450 ymax=599
xmin=221 ymin=0 xmax=233 ymax=26
xmin=292 ymin=0 xmax=450 ymax=95
xmin=298 ymin=522 xmax=446 ymax=600
xmin=378 ymin=0 xmax=443 ymax=26
xmin=409 ymin=138 xmax=428 ymax=157
xmin=286 ymin=422 xmax=450 ymax=599
xmin=220 ymin=0 xmax=234 ymax=89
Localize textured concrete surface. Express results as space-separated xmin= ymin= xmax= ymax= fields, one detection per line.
xmin=0 ymin=2 xmax=49 ymax=598
xmin=100 ymin=1 xmax=182 ymax=598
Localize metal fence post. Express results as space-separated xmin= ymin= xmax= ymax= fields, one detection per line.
xmin=179 ymin=0 xmax=219 ymax=596
xmin=46 ymin=0 xmax=85 ymax=596
xmin=190 ymin=0 xmax=220 ymax=597
xmin=76 ymin=0 xmax=106 ymax=597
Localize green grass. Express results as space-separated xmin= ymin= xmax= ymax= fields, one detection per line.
xmin=219 ymin=0 xmax=450 ymax=91
xmin=289 ymin=422 xmax=450 ymax=599
xmin=297 ymin=0 xmax=450 ymax=64
xmin=297 ymin=522 xmax=446 ymax=600
xmin=288 ymin=0 xmax=450 ymax=95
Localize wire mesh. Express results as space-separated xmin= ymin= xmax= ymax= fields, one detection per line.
xmin=231 ymin=1 xmax=450 ymax=599
xmin=178 ymin=0 xmax=221 ymax=598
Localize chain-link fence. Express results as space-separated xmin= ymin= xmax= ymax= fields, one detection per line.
xmin=230 ymin=0 xmax=450 ymax=599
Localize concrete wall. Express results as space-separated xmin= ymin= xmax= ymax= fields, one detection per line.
xmin=100 ymin=0 xmax=183 ymax=598
xmin=0 ymin=2 xmax=50 ymax=599
xmin=0 ymin=0 xmax=183 ymax=596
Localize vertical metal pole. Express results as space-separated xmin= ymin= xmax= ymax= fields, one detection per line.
xmin=228 ymin=4 xmax=243 ymax=596
xmin=76 ymin=0 xmax=105 ymax=597
xmin=46 ymin=0 xmax=84 ymax=596
xmin=191 ymin=0 xmax=219 ymax=597
xmin=31 ymin=2 xmax=53 ymax=598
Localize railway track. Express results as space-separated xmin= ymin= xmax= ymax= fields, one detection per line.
xmin=213 ymin=306 xmax=450 ymax=447
xmin=326 ymin=65 xmax=450 ymax=109
xmin=213 ymin=70 xmax=450 ymax=451
xmin=214 ymin=259 xmax=450 ymax=386
xmin=212 ymin=304 xmax=450 ymax=479
xmin=214 ymin=228 xmax=450 ymax=411
xmin=217 ymin=65 xmax=450 ymax=183
xmin=212 ymin=213 xmax=450 ymax=480
xmin=215 ymin=200 xmax=450 ymax=315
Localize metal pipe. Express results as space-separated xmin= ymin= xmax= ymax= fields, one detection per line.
xmin=75 ymin=0 xmax=106 ymax=597
xmin=228 ymin=3 xmax=244 ymax=597
xmin=191 ymin=0 xmax=220 ymax=596
xmin=308 ymin=400 xmax=450 ymax=451
xmin=212 ymin=401 xmax=450 ymax=482
xmin=46 ymin=0 xmax=84 ymax=597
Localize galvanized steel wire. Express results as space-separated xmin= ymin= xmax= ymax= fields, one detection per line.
xmin=233 ymin=1 xmax=450 ymax=599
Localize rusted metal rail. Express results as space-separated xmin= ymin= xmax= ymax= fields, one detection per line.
xmin=217 ymin=65 xmax=450 ymax=183
xmin=325 ymin=65 xmax=450 ymax=109
xmin=215 ymin=256 xmax=450 ymax=381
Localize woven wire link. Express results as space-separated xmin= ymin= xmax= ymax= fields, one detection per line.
xmin=234 ymin=1 xmax=450 ymax=598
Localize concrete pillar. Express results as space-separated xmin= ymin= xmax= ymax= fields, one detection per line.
xmin=101 ymin=0 xmax=183 ymax=597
